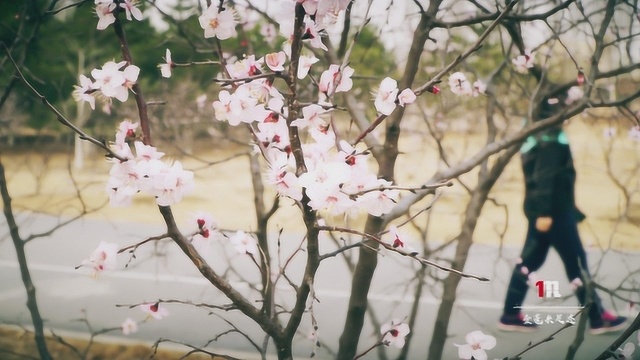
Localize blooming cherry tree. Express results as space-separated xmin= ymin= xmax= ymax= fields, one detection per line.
xmin=7 ymin=0 xmax=636 ymax=359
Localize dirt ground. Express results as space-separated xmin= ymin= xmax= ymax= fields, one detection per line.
xmin=0 ymin=326 xmax=215 ymax=360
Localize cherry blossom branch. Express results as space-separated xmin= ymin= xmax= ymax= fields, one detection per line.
xmin=116 ymin=233 xmax=171 ymax=255
xmin=347 ymin=181 xmax=452 ymax=197
xmin=46 ymin=0 xmax=90 ymax=15
xmin=316 ymin=226 xmax=489 ymax=281
xmin=352 ymin=113 xmax=387 ymax=146
xmin=593 ymin=313 xmax=640 ymax=360
xmin=213 ymin=72 xmax=284 ymax=86
xmin=413 ymin=0 xmax=520 ymax=97
xmin=112 ymin=17 xmax=152 ymax=145
xmin=383 ymin=99 xmax=589 ymax=223
xmin=173 ymin=60 xmax=220 ymax=68
xmin=502 ymin=306 xmax=590 ymax=360
xmin=149 ymin=338 xmax=244 ymax=360
xmin=432 ymin=0 xmax=574 ymax=27
xmin=208 ymin=314 xmax=265 ymax=355
xmin=351 ymin=0 xmax=519 ymax=147
xmin=156 ymin=206 xmax=283 ymax=340
xmin=0 ymin=43 xmax=126 ymax=162
xmin=116 ymin=299 xmax=236 ymax=312
xmin=318 ymin=243 xmax=362 ymax=261
xmin=353 ymin=341 xmax=385 ymax=360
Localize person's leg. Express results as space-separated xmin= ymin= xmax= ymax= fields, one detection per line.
xmin=548 ymin=210 xmax=604 ymax=324
xmin=502 ymin=219 xmax=551 ymax=316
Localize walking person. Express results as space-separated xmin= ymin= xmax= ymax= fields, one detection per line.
xmin=498 ymin=90 xmax=627 ymax=334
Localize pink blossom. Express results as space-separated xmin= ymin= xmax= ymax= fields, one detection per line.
xmin=198 ymin=4 xmax=237 ymax=40
xmin=397 ymin=88 xmax=416 ymax=106
xmin=319 ymin=64 xmax=354 ymax=96
xmin=152 ymin=161 xmax=195 ymax=206
xmin=455 ymin=330 xmax=496 ymax=360
xmin=140 ymin=302 xmax=169 ymax=320
xmin=266 ymin=153 xmax=302 ymax=201
xmin=115 ymin=120 xmax=139 ymax=145
xmin=473 ymin=80 xmax=486 ymax=96
xmin=449 ymin=72 xmax=472 ymax=95
xmin=119 ymin=0 xmax=143 ymax=21
xmin=95 ymin=2 xmax=116 ymax=30
xmin=90 ymin=61 xmax=138 ymax=102
xmin=260 ymin=23 xmax=277 ymax=43
xmin=628 ymin=126 xmax=640 ymax=141
xmin=226 ymin=55 xmax=262 ymax=79
xmin=357 ymin=182 xmax=399 ymax=217
xmin=565 ymin=86 xmax=584 ymax=105
xmin=620 ymin=342 xmax=635 ymax=358
xmin=72 ymin=75 xmax=96 ymax=110
xmin=291 ymin=104 xmax=326 ymax=129
xmin=381 ymin=319 xmax=410 ymax=348
xmin=375 ymin=77 xmax=399 ymax=115
xmin=91 ymin=60 xmax=126 ymax=98
xmin=302 ymin=17 xmax=327 ymax=51
xmin=304 ymin=182 xmax=354 ymax=216
xmin=316 ymin=0 xmax=350 ymax=27
xmin=298 ymin=55 xmax=319 ymax=79
xmin=264 ymin=51 xmax=286 ymax=72
xmin=299 ymin=0 xmax=319 ymax=15
xmin=80 ymin=241 xmax=118 ymax=275
xmin=134 ymin=141 xmax=165 ymax=161
xmin=158 ymin=49 xmax=173 ymax=78
xmin=387 ymin=225 xmax=417 ymax=254
xmin=229 ymin=230 xmax=258 ymax=256
xmin=121 ymin=318 xmax=138 ymax=335
xmin=512 ymin=50 xmax=535 ymax=73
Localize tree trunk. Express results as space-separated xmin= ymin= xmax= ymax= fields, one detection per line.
xmin=0 ymin=160 xmax=52 ymax=360
xmin=427 ymin=145 xmax=519 ymax=360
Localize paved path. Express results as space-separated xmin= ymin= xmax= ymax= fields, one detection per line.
xmin=1 ymin=212 xmax=638 ymax=359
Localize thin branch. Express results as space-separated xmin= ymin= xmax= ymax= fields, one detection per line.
xmin=317 ymin=226 xmax=489 ymax=281
xmin=1 ymin=42 xmax=126 ymax=162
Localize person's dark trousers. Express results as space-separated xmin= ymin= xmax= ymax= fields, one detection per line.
xmin=502 ymin=210 xmax=604 ymax=324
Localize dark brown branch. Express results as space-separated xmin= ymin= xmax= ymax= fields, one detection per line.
xmin=0 ymin=160 xmax=51 ymax=360
xmin=593 ymin=313 xmax=640 ymax=360
xmin=317 ymin=226 xmax=489 ymax=281
xmin=431 ymin=0 xmax=575 ymax=28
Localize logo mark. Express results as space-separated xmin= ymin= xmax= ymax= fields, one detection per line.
xmin=535 ymin=280 xmax=561 ymax=298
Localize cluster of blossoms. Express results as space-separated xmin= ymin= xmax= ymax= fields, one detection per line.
xmin=202 ymin=4 xmax=424 ymax=218
xmin=95 ymin=0 xmax=143 ymax=30
xmin=205 ymin=53 xmax=404 ymax=217
xmin=106 ymin=120 xmax=195 ymax=207
xmin=73 ymin=60 xmax=140 ymax=110
xmin=188 ymin=212 xmax=259 ymax=257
